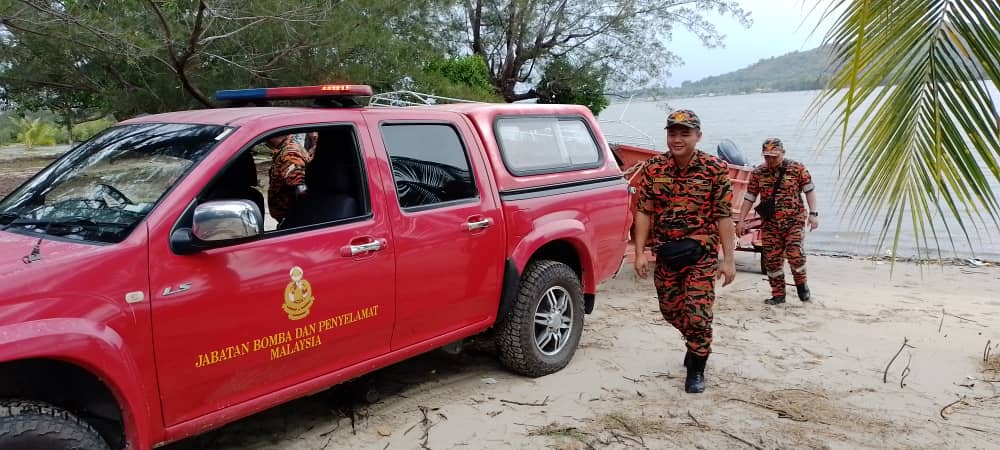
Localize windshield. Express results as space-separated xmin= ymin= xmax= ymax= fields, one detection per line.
xmin=0 ymin=123 xmax=229 ymax=244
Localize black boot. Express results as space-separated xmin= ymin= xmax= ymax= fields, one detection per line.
xmin=796 ymin=284 xmax=811 ymax=302
xmin=683 ymin=351 xmax=691 ymax=367
xmin=684 ymin=352 xmax=707 ymax=394
xmin=765 ymin=296 xmax=786 ymax=305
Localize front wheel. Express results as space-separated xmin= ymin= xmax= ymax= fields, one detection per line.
xmin=495 ymin=260 xmax=585 ymax=377
xmin=0 ymin=399 xmax=110 ymax=450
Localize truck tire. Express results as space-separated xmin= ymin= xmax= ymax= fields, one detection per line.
xmin=496 ymin=260 xmax=585 ymax=378
xmin=0 ymin=399 xmax=109 ymax=450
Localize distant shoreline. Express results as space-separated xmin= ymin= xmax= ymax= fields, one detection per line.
xmin=609 ymin=89 xmax=825 ymax=104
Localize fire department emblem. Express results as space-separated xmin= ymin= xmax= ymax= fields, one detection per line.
xmin=283 ymin=266 xmax=314 ymax=320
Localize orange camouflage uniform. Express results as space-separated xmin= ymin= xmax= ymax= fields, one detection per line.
xmin=636 ymin=150 xmax=733 ymax=357
xmin=746 ymin=160 xmax=815 ymax=297
xmin=266 ymin=138 xmax=311 ymax=222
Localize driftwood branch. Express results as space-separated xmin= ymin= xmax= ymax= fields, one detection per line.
xmin=500 ymin=396 xmax=550 ymax=406
xmin=940 ymin=396 xmax=967 ymax=420
xmin=943 ymin=311 xmax=988 ymax=327
xmin=718 ymin=429 xmax=765 ymax=450
xmin=900 ymin=354 xmax=912 ymax=388
xmin=688 ymin=410 xmax=765 ymax=449
xmin=725 ymin=398 xmax=807 ymax=422
xmin=883 ymin=337 xmax=915 ymax=384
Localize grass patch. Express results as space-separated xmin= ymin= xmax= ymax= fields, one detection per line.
xmin=528 ymin=422 xmax=589 ymax=440
xmin=984 ymin=352 xmax=1000 ymax=374
xmin=597 ymin=412 xmax=665 ymax=435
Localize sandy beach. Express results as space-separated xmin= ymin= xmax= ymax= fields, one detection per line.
xmin=163 ymin=253 xmax=1000 ymax=450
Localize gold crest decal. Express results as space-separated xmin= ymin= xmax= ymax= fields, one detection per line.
xmin=283 ymin=266 xmax=314 ymax=320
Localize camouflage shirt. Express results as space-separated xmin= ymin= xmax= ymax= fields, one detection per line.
xmin=267 ymin=139 xmax=311 ymax=221
xmin=745 ymin=159 xmax=814 ymax=228
xmin=636 ymin=150 xmax=733 ymax=249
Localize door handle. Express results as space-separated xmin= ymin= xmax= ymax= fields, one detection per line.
xmin=465 ymin=218 xmax=492 ymax=231
xmin=340 ymin=238 xmax=387 ymax=257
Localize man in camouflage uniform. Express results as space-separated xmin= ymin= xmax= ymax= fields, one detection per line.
xmin=265 ymin=134 xmax=311 ymax=223
xmin=736 ymin=138 xmax=819 ymax=305
xmin=633 ymin=109 xmax=736 ymax=394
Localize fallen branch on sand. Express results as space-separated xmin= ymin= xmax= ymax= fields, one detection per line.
xmin=687 ymin=411 xmax=764 ymax=450
xmin=884 ymin=337 xmax=915 ymax=384
xmin=725 ymin=398 xmax=808 ymax=422
xmin=719 ymin=429 xmax=766 ymax=450
xmin=984 ymin=339 xmax=992 ymax=362
xmin=943 ymin=311 xmax=987 ymax=327
xmin=900 ymin=354 xmax=913 ymax=388
xmin=772 ymin=388 xmax=828 ymax=399
xmin=686 ymin=411 xmax=704 ymax=428
xmin=501 ymin=396 xmax=550 ymax=407
xmin=403 ymin=406 xmax=440 ymax=449
xmin=939 ymin=397 xmax=968 ymax=420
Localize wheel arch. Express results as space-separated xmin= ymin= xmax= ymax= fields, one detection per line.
xmin=0 ymin=358 xmax=126 ymax=449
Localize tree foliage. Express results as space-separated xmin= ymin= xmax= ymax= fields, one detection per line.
xmin=536 ymin=57 xmax=610 ymax=114
xmin=0 ymin=0 xmax=455 ymax=118
xmin=13 ymin=117 xmax=58 ymax=148
xmin=811 ymin=0 xmax=1000 ymax=261
xmin=449 ymin=0 xmax=751 ymax=102
xmin=1 ymin=0 xmax=754 ymax=119
xmin=422 ymin=55 xmax=501 ymax=101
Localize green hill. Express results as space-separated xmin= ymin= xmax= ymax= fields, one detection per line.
xmin=642 ymin=38 xmax=991 ymax=99
xmin=659 ymin=46 xmax=837 ymax=97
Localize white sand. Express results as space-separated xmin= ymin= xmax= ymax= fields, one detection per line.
xmin=167 ymin=254 xmax=1000 ymax=450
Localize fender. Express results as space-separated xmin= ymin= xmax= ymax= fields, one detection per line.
xmin=508 ymin=218 xmax=597 ymax=292
xmin=0 ymin=318 xmax=160 ymax=450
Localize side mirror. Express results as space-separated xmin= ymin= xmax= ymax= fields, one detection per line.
xmin=171 ymin=200 xmax=263 ymax=254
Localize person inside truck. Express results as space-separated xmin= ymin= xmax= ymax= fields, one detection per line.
xmin=265 ymin=134 xmax=311 ymax=224
xmin=278 ymin=135 xmax=360 ymax=229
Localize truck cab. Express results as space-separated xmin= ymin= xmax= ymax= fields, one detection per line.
xmin=0 ymin=85 xmax=629 ymax=449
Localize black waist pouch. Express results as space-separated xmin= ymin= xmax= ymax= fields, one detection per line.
xmin=656 ymin=238 xmax=705 ymax=271
xmin=755 ymin=199 xmax=776 ymax=221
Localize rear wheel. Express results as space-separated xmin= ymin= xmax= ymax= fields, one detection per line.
xmin=0 ymin=399 xmax=109 ymax=450
xmin=495 ymin=260 xmax=585 ymax=377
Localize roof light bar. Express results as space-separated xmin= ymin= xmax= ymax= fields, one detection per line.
xmin=214 ymin=84 xmax=374 ymax=102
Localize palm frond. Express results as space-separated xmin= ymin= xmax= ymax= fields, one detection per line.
xmin=809 ymin=0 xmax=1000 ymax=264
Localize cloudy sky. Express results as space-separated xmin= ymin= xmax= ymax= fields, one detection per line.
xmin=665 ymin=0 xmax=836 ymax=86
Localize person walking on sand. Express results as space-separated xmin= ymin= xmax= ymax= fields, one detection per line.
xmin=736 ymin=138 xmax=819 ymax=305
xmin=633 ymin=109 xmax=736 ymax=394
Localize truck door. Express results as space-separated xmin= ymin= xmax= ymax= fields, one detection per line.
xmin=147 ymin=122 xmax=396 ymax=425
xmin=366 ymin=113 xmax=505 ymax=350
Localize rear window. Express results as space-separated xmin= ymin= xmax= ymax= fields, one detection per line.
xmin=495 ymin=117 xmax=602 ymax=175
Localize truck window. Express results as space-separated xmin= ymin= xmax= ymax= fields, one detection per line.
xmin=380 ymin=124 xmax=478 ymax=209
xmin=200 ymin=124 xmax=369 ymax=233
xmin=495 ymin=117 xmax=602 ymax=175
xmin=0 ymin=123 xmax=226 ymax=244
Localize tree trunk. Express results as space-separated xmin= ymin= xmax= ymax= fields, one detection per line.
xmin=63 ymin=113 xmax=74 ymax=146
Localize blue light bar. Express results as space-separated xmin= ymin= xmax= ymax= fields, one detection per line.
xmin=215 ymin=88 xmax=268 ymax=101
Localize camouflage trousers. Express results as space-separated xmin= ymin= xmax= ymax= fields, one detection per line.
xmin=653 ymin=254 xmax=716 ymax=357
xmin=762 ymin=224 xmax=807 ymax=297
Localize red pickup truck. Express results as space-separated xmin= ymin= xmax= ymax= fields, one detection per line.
xmin=0 ymin=85 xmax=629 ymax=449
